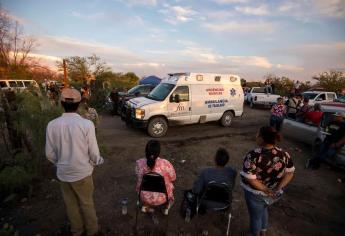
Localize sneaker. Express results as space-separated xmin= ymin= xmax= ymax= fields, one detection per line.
xmin=141 ymin=206 xmax=154 ymax=213
xmin=163 ymin=202 xmax=173 ymax=215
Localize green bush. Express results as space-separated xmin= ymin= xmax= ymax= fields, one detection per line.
xmin=0 ymin=89 xmax=63 ymax=201
xmin=0 ymin=166 xmax=32 ymax=199
xmin=0 ymin=223 xmax=19 ymax=236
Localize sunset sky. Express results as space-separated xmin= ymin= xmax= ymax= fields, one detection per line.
xmin=3 ymin=0 xmax=345 ymax=81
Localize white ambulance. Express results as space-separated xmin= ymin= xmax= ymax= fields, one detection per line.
xmin=125 ymin=72 xmax=244 ymax=137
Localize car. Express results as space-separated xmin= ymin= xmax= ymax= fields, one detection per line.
xmin=118 ymin=84 xmax=157 ymax=116
xmin=123 ymin=72 xmax=244 ymax=137
xmin=0 ymin=79 xmax=39 ymax=91
xmin=335 ymin=94 xmax=345 ymax=103
xmin=281 ymin=102 xmax=345 ymax=168
xmin=302 ymin=91 xmax=337 ymax=106
xmin=245 ymin=87 xmax=281 ymax=108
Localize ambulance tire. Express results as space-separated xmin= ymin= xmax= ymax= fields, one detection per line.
xmin=220 ymin=111 xmax=234 ymax=127
xmin=147 ymin=117 xmax=168 ymax=138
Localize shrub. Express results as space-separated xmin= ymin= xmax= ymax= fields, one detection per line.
xmin=0 ymin=166 xmax=32 ymax=199
xmin=0 ymin=89 xmax=63 ymax=201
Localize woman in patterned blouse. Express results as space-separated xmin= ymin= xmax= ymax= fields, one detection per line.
xmin=241 ymin=126 xmax=295 ymax=236
xmin=136 ymin=140 xmax=176 ymax=213
xmin=269 ymin=97 xmax=286 ymax=131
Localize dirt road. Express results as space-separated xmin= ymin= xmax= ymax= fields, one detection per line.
xmin=2 ymin=106 xmax=345 ymax=235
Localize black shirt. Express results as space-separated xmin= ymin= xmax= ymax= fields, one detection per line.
xmin=193 ymin=167 xmax=237 ymax=195
xmin=325 ymin=121 xmax=345 ymax=145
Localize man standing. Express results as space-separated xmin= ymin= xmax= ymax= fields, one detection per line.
xmin=287 ymin=94 xmax=301 ymax=119
xmin=307 ymin=112 xmax=345 ymax=169
xmin=46 ymin=88 xmax=103 ymax=236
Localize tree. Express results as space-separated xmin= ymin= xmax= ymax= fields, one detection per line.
xmin=313 ymin=70 xmax=345 ymax=94
xmin=57 ymin=54 xmax=110 ymax=84
xmin=0 ymin=7 xmax=35 ymax=79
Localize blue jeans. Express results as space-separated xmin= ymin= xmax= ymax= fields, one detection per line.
xmin=244 ymin=189 xmax=268 ymax=236
xmin=311 ymin=143 xmax=337 ymax=168
xmin=269 ymin=115 xmax=283 ymax=131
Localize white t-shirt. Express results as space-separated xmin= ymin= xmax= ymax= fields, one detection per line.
xmin=45 ymin=113 xmax=103 ymax=182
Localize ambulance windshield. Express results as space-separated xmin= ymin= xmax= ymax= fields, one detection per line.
xmin=147 ymin=83 xmax=175 ymax=101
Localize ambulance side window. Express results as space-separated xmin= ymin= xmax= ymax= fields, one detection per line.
xmin=171 ymin=86 xmax=189 ymax=102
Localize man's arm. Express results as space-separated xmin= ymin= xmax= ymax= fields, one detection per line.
xmin=45 ymin=126 xmax=57 ymax=164
xmin=87 ymin=122 xmax=104 ymax=166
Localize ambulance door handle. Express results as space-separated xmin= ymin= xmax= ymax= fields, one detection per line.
xmin=189 ymin=107 xmax=191 ymax=111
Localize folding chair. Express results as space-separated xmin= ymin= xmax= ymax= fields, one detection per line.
xmin=196 ymin=181 xmax=233 ymax=236
xmin=135 ymin=172 xmax=169 ymax=233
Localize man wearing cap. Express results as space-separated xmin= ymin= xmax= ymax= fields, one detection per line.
xmin=307 ymin=112 xmax=345 ymax=169
xmin=46 ymin=88 xmax=103 ymax=236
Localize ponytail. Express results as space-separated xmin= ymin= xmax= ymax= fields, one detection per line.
xmin=145 ymin=140 xmax=161 ymax=169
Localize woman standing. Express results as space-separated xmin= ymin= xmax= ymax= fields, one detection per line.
xmin=135 ymin=140 xmax=176 ymax=213
xmin=241 ymin=127 xmax=295 ymax=236
xmin=269 ymin=97 xmax=286 ymax=131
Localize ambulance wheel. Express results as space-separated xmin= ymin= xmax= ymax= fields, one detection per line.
xmin=147 ymin=117 xmax=168 ymax=137
xmin=220 ymin=111 xmax=234 ymax=127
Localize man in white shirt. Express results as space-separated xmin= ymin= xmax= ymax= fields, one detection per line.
xmin=46 ymin=88 xmax=103 ymax=236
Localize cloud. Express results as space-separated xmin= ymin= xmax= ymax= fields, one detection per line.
xmin=180 ymin=47 xmax=223 ymax=64
xmin=70 ymin=11 xmax=106 ymax=20
xmin=29 ymin=53 xmax=62 ymax=62
xmin=302 ymin=42 xmax=345 ymax=51
xmin=227 ymin=56 xmax=273 ymax=69
xmin=159 ymin=4 xmax=197 ymax=25
xmin=203 ymin=21 xmax=275 ymax=34
xmin=35 ymin=35 xmax=141 ymax=63
xmin=235 ymin=5 xmax=269 ymax=16
xmin=213 ymin=0 xmax=248 ymax=4
xmin=176 ymin=44 xmax=274 ymax=69
xmin=122 ymin=62 xmax=165 ymax=68
xmin=276 ymin=64 xmax=304 ymax=72
xmin=32 ymin=36 xmax=342 ymax=81
xmin=120 ymin=0 xmax=157 ymax=6
xmin=278 ymin=0 xmax=345 ymax=19
xmin=270 ymin=41 xmax=345 ymax=80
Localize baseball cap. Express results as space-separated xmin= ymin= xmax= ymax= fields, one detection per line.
xmin=334 ymin=112 xmax=345 ymax=118
xmin=60 ymin=88 xmax=81 ymax=103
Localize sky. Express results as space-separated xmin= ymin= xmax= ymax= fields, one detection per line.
xmin=2 ymin=0 xmax=345 ymax=81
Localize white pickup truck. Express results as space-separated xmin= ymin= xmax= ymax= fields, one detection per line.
xmin=301 ymin=91 xmax=337 ymax=106
xmin=245 ymin=87 xmax=281 ymax=108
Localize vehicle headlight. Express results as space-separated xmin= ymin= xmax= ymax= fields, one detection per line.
xmin=135 ymin=108 xmax=145 ymax=120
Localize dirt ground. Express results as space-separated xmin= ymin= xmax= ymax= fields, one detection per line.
xmin=1 ymin=106 xmax=345 ymax=236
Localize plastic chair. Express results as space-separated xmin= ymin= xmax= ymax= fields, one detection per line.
xmin=196 ymin=181 xmax=233 ymax=236
xmin=135 ymin=172 xmax=169 ymax=233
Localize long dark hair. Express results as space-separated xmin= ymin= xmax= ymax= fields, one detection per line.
xmin=145 ymin=140 xmax=161 ymax=169
xmin=258 ymin=126 xmax=281 ymax=145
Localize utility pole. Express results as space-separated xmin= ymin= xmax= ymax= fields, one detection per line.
xmin=63 ymin=59 xmax=68 ymax=88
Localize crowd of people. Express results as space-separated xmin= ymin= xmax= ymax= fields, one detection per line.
xmin=270 ymin=94 xmax=324 ymax=132
xmin=45 ymin=87 xmax=302 ymax=236
xmin=269 ymin=94 xmax=345 ymax=171
xmin=44 ymin=86 xmax=345 ymax=236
